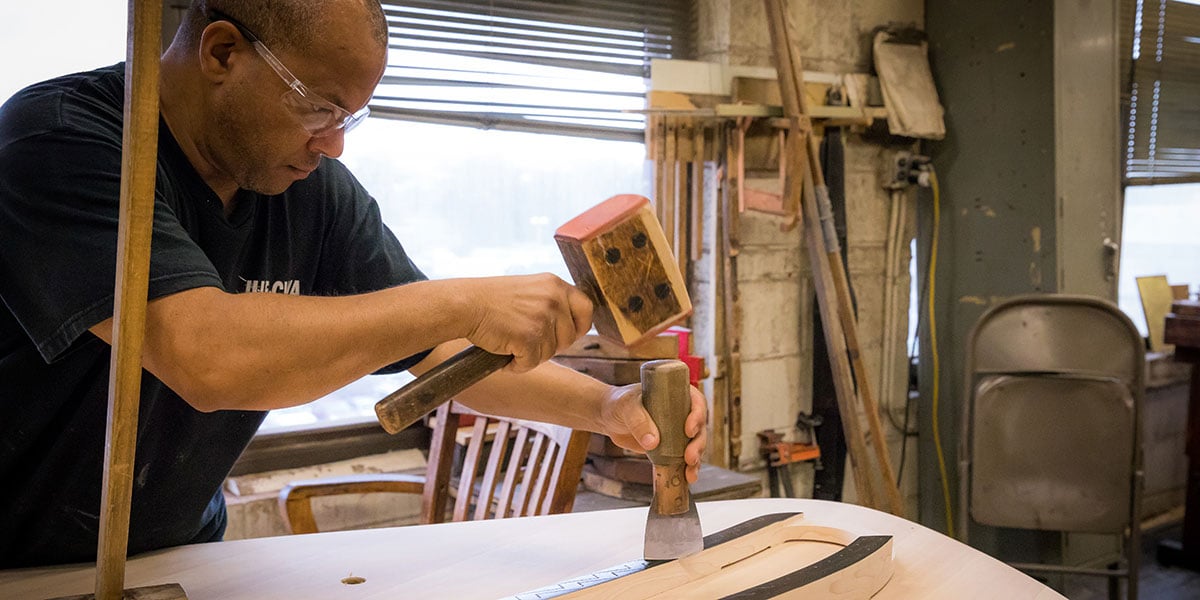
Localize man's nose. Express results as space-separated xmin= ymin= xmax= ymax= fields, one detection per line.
xmin=309 ymin=127 xmax=346 ymax=159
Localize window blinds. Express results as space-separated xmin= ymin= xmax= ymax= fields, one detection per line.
xmin=371 ymin=0 xmax=693 ymax=141
xmin=1121 ymin=0 xmax=1200 ymax=184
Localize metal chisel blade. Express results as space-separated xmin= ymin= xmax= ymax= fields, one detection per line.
xmin=643 ymin=496 xmax=703 ymax=560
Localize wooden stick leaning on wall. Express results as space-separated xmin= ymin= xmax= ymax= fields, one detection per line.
xmin=881 ymin=189 xmax=911 ymax=429
xmin=663 ymin=117 xmax=677 ymax=261
xmin=764 ymin=0 xmax=903 ymax=516
xmin=690 ymin=124 xmax=705 ymax=271
xmin=651 ymin=115 xmax=666 ymax=231
xmin=673 ymin=118 xmax=687 ymax=273
xmin=708 ymin=128 xmax=731 ymax=470
xmin=700 ymin=125 xmax=720 ymax=461
xmin=678 ymin=120 xmax=693 ymax=282
xmin=722 ymin=123 xmax=744 ymax=470
xmin=709 ymin=280 xmax=726 ymax=465
xmin=89 ymin=1 xmax=185 ymax=599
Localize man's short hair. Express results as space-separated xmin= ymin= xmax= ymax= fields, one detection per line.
xmin=177 ymin=0 xmax=388 ymax=54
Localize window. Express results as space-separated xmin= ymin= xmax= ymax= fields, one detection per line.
xmin=0 ymin=3 xmax=127 ymax=101
xmin=1117 ymin=183 xmax=1200 ymax=337
xmin=260 ymin=118 xmax=650 ymax=431
xmin=371 ymin=0 xmax=690 ymax=140
xmin=1117 ymin=0 xmax=1200 ymax=338
xmin=1121 ymin=0 xmax=1200 ymax=183
xmin=262 ymin=0 xmax=692 ymax=431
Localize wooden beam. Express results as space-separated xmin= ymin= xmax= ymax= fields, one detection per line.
xmin=85 ymin=1 xmax=186 ymax=599
xmin=722 ymin=125 xmax=744 ymax=469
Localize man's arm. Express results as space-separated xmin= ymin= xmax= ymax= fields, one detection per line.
xmin=88 ymin=272 xmax=591 ymax=412
xmin=427 ymin=340 xmax=709 ymax=483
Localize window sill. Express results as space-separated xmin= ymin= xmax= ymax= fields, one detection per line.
xmin=231 ymin=417 xmax=429 ymax=477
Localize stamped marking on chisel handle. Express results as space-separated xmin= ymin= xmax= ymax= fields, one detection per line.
xmin=651 ymin=462 xmax=690 ymax=515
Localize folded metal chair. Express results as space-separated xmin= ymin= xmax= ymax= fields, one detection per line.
xmin=959 ymin=294 xmax=1144 ymax=599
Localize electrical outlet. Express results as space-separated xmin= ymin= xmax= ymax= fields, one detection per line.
xmin=886 ymin=151 xmax=932 ymax=189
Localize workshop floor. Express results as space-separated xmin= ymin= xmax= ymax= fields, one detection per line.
xmin=1058 ymin=522 xmax=1200 ymax=599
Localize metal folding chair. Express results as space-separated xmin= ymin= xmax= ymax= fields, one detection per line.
xmin=959 ymin=294 xmax=1144 ymax=599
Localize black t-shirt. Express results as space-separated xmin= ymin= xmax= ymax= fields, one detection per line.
xmin=0 ymin=64 xmax=429 ymax=568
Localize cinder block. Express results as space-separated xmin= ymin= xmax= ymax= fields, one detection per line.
xmin=740 ymin=278 xmax=804 ymax=358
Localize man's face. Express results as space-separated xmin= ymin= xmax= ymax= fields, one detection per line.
xmin=208 ymin=18 xmax=385 ymax=196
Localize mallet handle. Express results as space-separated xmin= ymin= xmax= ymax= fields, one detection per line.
xmin=374 ymin=345 xmax=512 ymax=434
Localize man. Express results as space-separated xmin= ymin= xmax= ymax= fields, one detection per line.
xmin=0 ymin=0 xmax=707 ymax=568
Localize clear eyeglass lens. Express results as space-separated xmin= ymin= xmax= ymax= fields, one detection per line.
xmin=247 ymin=36 xmax=366 ymax=136
xmin=280 ymin=90 xmax=351 ymax=135
xmin=343 ymin=108 xmax=370 ymax=133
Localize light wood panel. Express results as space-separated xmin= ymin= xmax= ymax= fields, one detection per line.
xmin=0 ymin=499 xmax=1065 ymax=600
xmin=559 ymin=515 xmax=892 ymax=599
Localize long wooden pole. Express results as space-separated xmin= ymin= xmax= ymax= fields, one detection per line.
xmin=773 ymin=24 xmax=904 ymax=516
xmin=722 ymin=125 xmax=744 ymax=470
xmin=764 ymin=0 xmax=903 ymax=516
xmin=95 ymin=0 xmax=162 ymax=597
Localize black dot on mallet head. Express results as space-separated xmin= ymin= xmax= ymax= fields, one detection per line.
xmin=628 ymin=295 xmax=644 ymax=312
xmin=631 ymin=232 xmax=648 ymax=248
xmin=655 ymin=283 xmax=670 ymax=299
xmin=605 ymin=248 xmax=621 ymax=264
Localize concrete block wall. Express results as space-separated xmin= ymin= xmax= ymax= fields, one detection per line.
xmin=694 ymin=0 xmax=924 ymax=515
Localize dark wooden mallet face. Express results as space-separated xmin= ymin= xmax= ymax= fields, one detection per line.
xmin=555 ymin=194 xmax=692 ymax=346
xmin=583 ymin=216 xmax=684 ymax=337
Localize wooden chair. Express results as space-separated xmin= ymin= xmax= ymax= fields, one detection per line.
xmin=278 ymin=402 xmax=591 ymax=533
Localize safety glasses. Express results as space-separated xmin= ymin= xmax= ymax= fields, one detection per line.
xmin=208 ymin=9 xmax=369 ymax=137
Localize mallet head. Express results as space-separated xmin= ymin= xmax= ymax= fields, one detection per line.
xmin=555 ymin=194 xmax=692 ymax=346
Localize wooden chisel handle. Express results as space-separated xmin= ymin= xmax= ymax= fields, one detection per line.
xmin=374 ymin=345 xmax=512 ymax=434
xmin=641 ymin=359 xmax=692 ymax=516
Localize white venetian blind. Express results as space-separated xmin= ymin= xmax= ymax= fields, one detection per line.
xmin=1122 ymin=0 xmax=1200 ymax=184
xmin=371 ymin=0 xmax=693 ymax=141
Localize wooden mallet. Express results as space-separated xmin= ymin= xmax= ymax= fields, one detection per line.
xmin=374 ymin=194 xmax=692 ymax=434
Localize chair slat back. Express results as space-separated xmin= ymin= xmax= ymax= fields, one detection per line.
xmin=452 ymin=416 xmax=492 ymax=521
xmin=495 ymin=426 xmax=531 ymax=518
xmin=420 ymin=402 xmax=458 ymax=524
xmin=512 ymin=433 xmax=548 ymax=517
xmin=433 ymin=402 xmax=589 ymax=523
xmin=279 ymin=400 xmax=589 ymax=532
xmin=473 ymin=419 xmax=513 ymax=520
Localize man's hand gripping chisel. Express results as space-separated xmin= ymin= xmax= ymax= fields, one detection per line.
xmin=641 ymin=359 xmax=704 ymax=560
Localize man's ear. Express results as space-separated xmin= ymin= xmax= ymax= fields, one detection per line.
xmin=196 ymin=21 xmax=244 ymax=81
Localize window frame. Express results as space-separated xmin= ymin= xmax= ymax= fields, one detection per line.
xmin=370 ymin=0 xmax=693 ymax=141
xmin=231 ymin=417 xmax=431 ymax=476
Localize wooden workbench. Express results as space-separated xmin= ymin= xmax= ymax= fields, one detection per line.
xmin=0 ymin=498 xmax=1064 ymax=599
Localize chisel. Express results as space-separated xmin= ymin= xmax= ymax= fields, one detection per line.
xmin=641 ymin=359 xmax=703 ymax=560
